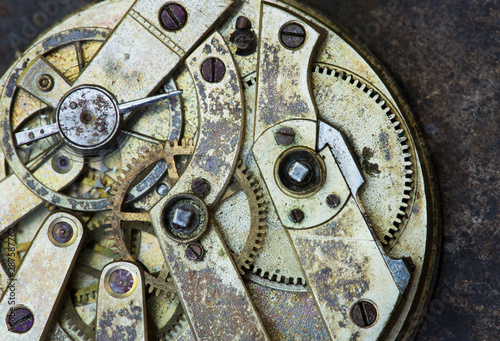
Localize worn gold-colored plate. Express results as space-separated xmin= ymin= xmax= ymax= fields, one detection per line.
xmin=0 ymin=0 xmax=439 ymax=340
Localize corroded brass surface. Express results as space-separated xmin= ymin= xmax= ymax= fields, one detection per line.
xmin=96 ymin=262 xmax=146 ymax=341
xmin=0 ymin=0 xmax=440 ymax=340
xmin=0 ymin=212 xmax=84 ymax=340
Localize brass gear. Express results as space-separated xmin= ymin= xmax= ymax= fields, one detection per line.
xmin=62 ymin=219 xmax=180 ymax=340
xmin=105 ymin=139 xmax=195 ymax=261
xmin=216 ymin=161 xmax=268 ymax=274
xmin=238 ymin=66 xmax=416 ymax=287
xmin=107 ymin=143 xmax=268 ymax=278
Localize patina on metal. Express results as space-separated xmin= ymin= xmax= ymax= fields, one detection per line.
xmin=96 ymin=262 xmax=147 ymax=341
xmin=0 ymin=212 xmax=84 ymax=340
xmin=0 ymin=0 xmax=441 ymax=340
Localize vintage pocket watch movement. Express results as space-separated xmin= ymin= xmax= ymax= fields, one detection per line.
xmin=0 ymin=0 xmax=440 ymax=340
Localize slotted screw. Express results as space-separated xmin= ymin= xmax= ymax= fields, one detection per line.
xmin=289 ymin=209 xmax=304 ymax=223
xmin=280 ymin=23 xmax=306 ymax=49
xmin=351 ymin=301 xmax=377 ymax=327
xmin=275 ymin=127 xmax=295 ymax=146
xmin=201 ymin=58 xmax=226 ymax=83
xmin=160 ymin=3 xmax=187 ymax=31
xmin=191 ymin=178 xmax=210 ymax=196
xmin=6 ymin=307 xmax=34 ymax=333
xmin=186 ymin=243 xmax=204 ymax=261
xmin=326 ymin=194 xmax=340 ymax=208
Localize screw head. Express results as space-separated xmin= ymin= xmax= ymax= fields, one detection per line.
xmin=160 ymin=3 xmax=187 ymax=31
xmin=326 ymin=194 xmax=341 ymax=208
xmin=191 ymin=178 xmax=210 ymax=196
xmin=275 ymin=127 xmax=295 ymax=146
xmin=201 ymin=58 xmax=226 ymax=83
xmin=233 ymin=31 xmax=254 ymax=50
xmin=280 ymin=23 xmax=306 ymax=49
xmin=6 ymin=307 xmax=34 ymax=333
xmin=186 ymin=243 xmax=205 ymax=261
xmin=52 ymin=222 xmax=74 ymax=244
xmin=156 ymin=183 xmax=169 ymax=196
xmin=109 ymin=269 xmax=135 ymax=294
xmin=351 ymin=301 xmax=377 ymax=327
xmin=289 ymin=209 xmax=304 ymax=223
xmin=37 ymin=74 xmax=54 ymax=92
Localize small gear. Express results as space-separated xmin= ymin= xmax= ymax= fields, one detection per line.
xmin=60 ymin=298 xmax=94 ymax=341
xmin=106 ymin=139 xmax=195 ymax=261
xmin=62 ymin=218 xmax=179 ymax=339
xmin=107 ymin=143 xmax=268 ymax=278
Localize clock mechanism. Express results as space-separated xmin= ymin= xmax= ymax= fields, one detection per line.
xmin=0 ymin=0 xmax=439 ymax=340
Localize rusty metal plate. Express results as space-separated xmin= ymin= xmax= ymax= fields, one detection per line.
xmin=0 ymin=0 xmax=439 ymax=340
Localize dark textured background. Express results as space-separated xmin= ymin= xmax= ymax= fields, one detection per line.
xmin=0 ymin=0 xmax=498 ymax=340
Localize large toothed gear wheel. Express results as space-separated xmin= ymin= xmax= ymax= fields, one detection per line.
xmin=107 ymin=142 xmax=267 ymax=275
xmin=106 ymin=140 xmax=195 ymax=261
xmin=215 ymin=161 xmax=268 ymax=274
xmin=242 ymin=66 xmax=418 ymax=286
xmin=0 ymin=1 xmax=439 ymax=340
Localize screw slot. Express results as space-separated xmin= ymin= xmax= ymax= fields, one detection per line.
xmin=351 ymin=301 xmax=378 ymax=327
xmin=186 ymin=243 xmax=205 ymax=261
xmin=280 ymin=23 xmax=306 ymax=49
xmin=6 ymin=307 xmax=34 ymax=333
xmin=191 ymin=178 xmax=210 ymax=196
xmin=275 ymin=127 xmax=295 ymax=146
xmin=160 ymin=3 xmax=187 ymax=31
xmin=289 ymin=209 xmax=304 ymax=223
xmin=230 ymin=16 xmax=257 ymax=56
xmin=326 ymin=194 xmax=340 ymax=208
xmin=201 ymin=58 xmax=226 ymax=83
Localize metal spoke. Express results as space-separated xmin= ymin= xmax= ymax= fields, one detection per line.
xmin=15 ymin=123 xmax=59 ymax=146
xmin=75 ymin=41 xmax=85 ymax=73
xmin=122 ymin=130 xmax=163 ymax=144
xmin=121 ymin=212 xmax=151 ymax=222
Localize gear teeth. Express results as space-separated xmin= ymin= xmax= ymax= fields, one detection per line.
xmin=312 ymin=64 xmax=417 ymax=246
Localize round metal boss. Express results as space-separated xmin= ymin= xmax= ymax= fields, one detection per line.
xmin=276 ymin=147 xmax=325 ymax=195
xmin=104 ymin=265 xmax=138 ymax=298
xmin=56 ymin=85 xmax=121 ymax=154
xmin=160 ymin=193 xmax=209 ymax=243
xmin=48 ymin=219 xmax=77 ymax=247
xmin=109 ymin=269 xmax=135 ymax=294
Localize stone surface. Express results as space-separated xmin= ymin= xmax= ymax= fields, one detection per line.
xmin=303 ymin=1 xmax=499 ymax=340
xmin=0 ymin=0 xmax=498 ymax=340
